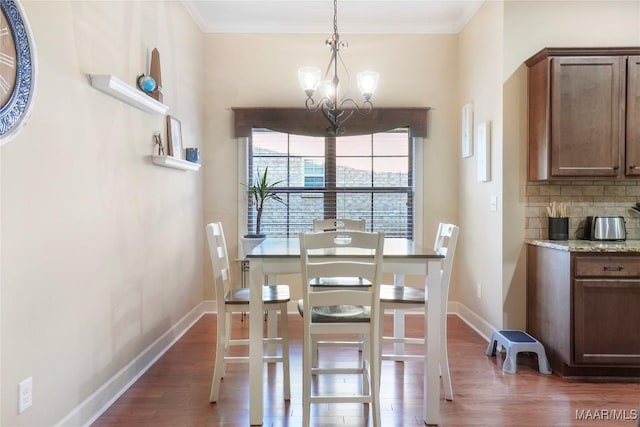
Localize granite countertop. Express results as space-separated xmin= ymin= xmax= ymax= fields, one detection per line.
xmin=526 ymin=239 xmax=640 ymax=252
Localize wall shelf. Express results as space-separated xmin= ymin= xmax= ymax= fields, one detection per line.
xmin=151 ymin=155 xmax=201 ymax=172
xmin=89 ymin=74 xmax=169 ymax=115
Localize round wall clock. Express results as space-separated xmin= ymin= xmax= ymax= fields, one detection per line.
xmin=0 ymin=0 xmax=36 ymax=145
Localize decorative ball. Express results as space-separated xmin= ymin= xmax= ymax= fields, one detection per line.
xmin=137 ymin=75 xmax=156 ymax=93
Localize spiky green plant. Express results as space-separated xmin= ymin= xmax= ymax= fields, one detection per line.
xmin=243 ymin=167 xmax=286 ymax=237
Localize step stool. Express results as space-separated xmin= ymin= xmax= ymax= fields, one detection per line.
xmin=485 ymin=330 xmax=552 ymax=374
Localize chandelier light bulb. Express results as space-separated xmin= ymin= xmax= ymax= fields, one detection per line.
xmin=298 ymin=67 xmax=321 ymax=97
xmin=357 ymin=71 xmax=379 ymax=100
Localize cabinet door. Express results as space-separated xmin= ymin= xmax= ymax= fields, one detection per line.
xmin=551 ymin=57 xmax=624 ymax=177
xmin=626 ymin=56 xmax=640 ymax=175
xmin=574 ymin=279 xmax=640 ymax=365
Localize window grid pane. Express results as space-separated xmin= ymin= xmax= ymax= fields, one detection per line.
xmin=248 ymin=128 xmax=413 ymax=238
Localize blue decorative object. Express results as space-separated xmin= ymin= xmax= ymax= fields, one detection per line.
xmin=185 ymin=147 xmax=200 ymax=163
xmin=137 ymin=74 xmax=156 ymax=93
xmin=0 ymin=0 xmax=36 ymax=143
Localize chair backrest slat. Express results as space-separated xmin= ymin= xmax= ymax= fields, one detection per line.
xmin=433 ymin=223 xmax=459 ymax=305
xmin=206 ymin=222 xmax=233 ymax=306
xmin=312 ymin=218 xmax=366 ymax=232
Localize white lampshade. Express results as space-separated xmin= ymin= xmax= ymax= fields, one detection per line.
xmin=357 ymin=71 xmax=379 ymax=98
xmin=298 ymin=67 xmax=321 ymax=93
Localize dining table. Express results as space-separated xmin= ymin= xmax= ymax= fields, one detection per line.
xmin=245 ymin=236 xmax=445 ymax=426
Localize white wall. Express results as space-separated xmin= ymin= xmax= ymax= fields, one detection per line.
xmin=0 ymin=2 xmax=205 ymax=425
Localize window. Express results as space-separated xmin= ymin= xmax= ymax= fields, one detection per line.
xmin=246 ymin=128 xmax=414 ymax=238
xmin=303 ymin=159 xmax=324 ymax=187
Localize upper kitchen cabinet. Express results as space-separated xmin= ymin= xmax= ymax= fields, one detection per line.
xmin=627 ymin=56 xmax=640 ymax=176
xmin=526 ymin=47 xmax=640 ymax=181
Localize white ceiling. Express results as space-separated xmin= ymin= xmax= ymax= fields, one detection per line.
xmin=182 ymin=0 xmax=484 ymax=34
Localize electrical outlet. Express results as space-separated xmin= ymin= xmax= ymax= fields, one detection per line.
xmin=477 ymin=283 xmax=482 ymax=299
xmin=18 ymin=377 xmax=32 ymax=414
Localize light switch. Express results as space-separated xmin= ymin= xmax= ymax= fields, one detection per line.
xmin=490 ymin=196 xmax=498 ymax=211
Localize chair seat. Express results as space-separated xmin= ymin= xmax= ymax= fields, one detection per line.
xmin=311 ymin=277 xmax=372 ymax=287
xmin=225 ymin=285 xmax=290 ymax=304
xmin=380 ymin=284 xmax=425 ymax=304
xmin=297 ymin=299 xmax=371 ymax=322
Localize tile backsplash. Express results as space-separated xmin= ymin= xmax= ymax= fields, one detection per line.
xmin=526 ymin=180 xmax=640 ymax=240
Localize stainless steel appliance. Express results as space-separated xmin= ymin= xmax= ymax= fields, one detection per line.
xmin=585 ymin=216 xmax=627 ymax=241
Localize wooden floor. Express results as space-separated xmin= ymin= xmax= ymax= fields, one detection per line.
xmin=93 ymin=313 xmax=640 ymax=427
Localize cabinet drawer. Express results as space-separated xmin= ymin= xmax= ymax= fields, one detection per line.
xmin=575 ymin=256 xmax=640 ymax=277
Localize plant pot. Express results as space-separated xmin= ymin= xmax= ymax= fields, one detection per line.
xmin=241 ymin=235 xmax=266 ymax=258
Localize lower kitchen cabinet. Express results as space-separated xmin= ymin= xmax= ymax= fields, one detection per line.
xmin=527 ymin=243 xmax=640 ymax=376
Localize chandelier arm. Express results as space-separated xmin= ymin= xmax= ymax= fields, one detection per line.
xmin=307 ymin=96 xmax=333 ymax=114
xmin=323 ymin=52 xmax=337 ymax=110
xmin=336 ymin=109 xmax=354 ymax=127
xmin=320 ymin=104 xmax=339 ymax=134
xmin=336 ymin=49 xmax=351 ymax=104
xmin=337 ymin=98 xmax=374 ymax=115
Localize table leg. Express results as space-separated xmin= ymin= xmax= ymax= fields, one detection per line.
xmin=424 ymin=258 xmax=441 ymax=425
xmin=266 ymin=274 xmax=278 ymax=357
xmin=393 ymin=273 xmax=406 ymax=356
xmin=249 ymin=261 xmax=264 ymax=425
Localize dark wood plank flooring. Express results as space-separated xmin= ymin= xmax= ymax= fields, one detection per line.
xmin=92 ymin=314 xmax=640 ymax=426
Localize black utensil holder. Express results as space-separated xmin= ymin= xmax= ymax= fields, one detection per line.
xmin=548 ymin=217 xmax=569 ymax=240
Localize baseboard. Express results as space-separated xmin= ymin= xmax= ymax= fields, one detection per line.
xmin=376 ymin=300 xmax=496 ymax=343
xmin=55 ymin=301 xmax=214 ymax=427
xmin=57 ymin=299 xmax=494 ymax=426
xmin=447 ymin=300 xmax=495 ymax=342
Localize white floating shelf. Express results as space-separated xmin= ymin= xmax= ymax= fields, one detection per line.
xmin=151 ymin=155 xmax=201 ymax=172
xmin=89 ymin=74 xmax=169 ymax=115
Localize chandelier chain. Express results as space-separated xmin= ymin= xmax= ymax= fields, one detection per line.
xmin=333 ymin=0 xmax=338 ymax=36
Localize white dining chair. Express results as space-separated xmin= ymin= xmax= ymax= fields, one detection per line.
xmin=379 ymin=222 xmax=459 ymax=401
xmin=310 ymin=218 xmax=368 ymax=361
xmin=312 ymin=218 xmax=366 ymax=232
xmin=206 ymin=222 xmax=291 ymax=403
xmin=298 ymin=230 xmax=384 ymax=427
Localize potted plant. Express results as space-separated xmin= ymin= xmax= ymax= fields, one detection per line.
xmin=243 ymin=166 xmax=286 ymax=238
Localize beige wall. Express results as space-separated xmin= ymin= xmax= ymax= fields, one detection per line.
xmin=202 ymin=33 xmax=461 ymax=300
xmin=457 ymin=1 xmax=505 ymax=331
xmin=4 ymin=1 xmax=640 ymax=425
xmin=0 ymin=1 xmax=204 ymax=425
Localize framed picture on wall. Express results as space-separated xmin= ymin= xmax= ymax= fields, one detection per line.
xmin=167 ymin=116 xmax=183 ymax=159
xmin=461 ymin=102 xmax=473 ymax=158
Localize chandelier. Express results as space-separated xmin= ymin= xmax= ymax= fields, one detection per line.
xmin=298 ymin=0 xmax=379 ymax=135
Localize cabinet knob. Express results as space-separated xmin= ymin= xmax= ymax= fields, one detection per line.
xmin=631 ymin=164 xmax=637 ymax=170
xmin=614 ymin=165 xmax=620 ymax=170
